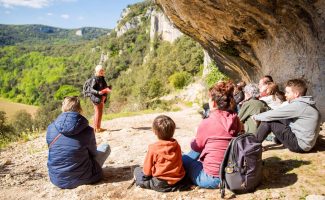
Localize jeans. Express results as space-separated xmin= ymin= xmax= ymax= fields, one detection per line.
xmin=182 ymin=150 xmax=220 ymax=189
xmin=95 ymin=144 xmax=111 ymax=167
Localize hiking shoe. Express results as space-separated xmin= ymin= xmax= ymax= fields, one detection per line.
xmin=95 ymin=128 xmax=107 ymax=133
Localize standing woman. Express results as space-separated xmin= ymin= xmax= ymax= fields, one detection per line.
xmin=182 ymin=81 xmax=242 ymax=189
xmin=88 ymin=64 xmax=111 ymax=133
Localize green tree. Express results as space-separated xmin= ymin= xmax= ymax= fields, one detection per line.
xmin=205 ymin=64 xmax=229 ymax=87
xmin=0 ymin=111 xmax=15 ymax=145
xmin=54 ymin=85 xmax=80 ymax=100
xmin=168 ymin=71 xmax=192 ymax=89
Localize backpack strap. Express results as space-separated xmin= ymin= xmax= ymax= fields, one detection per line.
xmin=48 ymin=133 xmax=62 ymax=148
xmin=219 ymin=137 xmax=235 ymax=198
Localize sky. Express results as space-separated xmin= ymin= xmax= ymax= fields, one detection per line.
xmin=0 ymin=0 xmax=144 ymax=29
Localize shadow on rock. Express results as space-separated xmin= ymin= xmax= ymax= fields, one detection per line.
xmin=109 ymin=129 xmax=122 ymax=132
xmin=262 ymin=143 xmax=286 ymax=151
xmin=100 ymin=165 xmax=139 ymax=183
xmin=259 ymin=156 xmax=311 ymax=190
xmin=131 ymin=126 xmax=180 ymax=130
xmin=131 ymin=126 xmax=151 ymax=130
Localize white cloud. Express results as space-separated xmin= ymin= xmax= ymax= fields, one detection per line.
xmin=4 ymin=10 xmax=10 ymax=14
xmin=0 ymin=0 xmax=51 ymax=9
xmin=77 ymin=16 xmax=84 ymax=20
xmin=60 ymin=14 xmax=69 ymax=19
xmin=47 ymin=12 xmax=53 ymax=16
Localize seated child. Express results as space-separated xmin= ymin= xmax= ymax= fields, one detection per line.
xmin=133 ymin=115 xmax=187 ymax=192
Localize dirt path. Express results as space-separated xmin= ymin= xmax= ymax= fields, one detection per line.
xmin=1 ymin=108 xmax=325 ymax=200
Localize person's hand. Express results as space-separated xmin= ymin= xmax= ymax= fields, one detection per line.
xmin=251 ymin=115 xmax=255 ymax=121
xmin=251 ymin=115 xmax=259 ymax=125
xmin=100 ymin=87 xmax=111 ymax=94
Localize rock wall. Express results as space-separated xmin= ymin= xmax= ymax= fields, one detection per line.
xmin=75 ymin=30 xmax=82 ymax=36
xmin=115 ymin=17 xmax=141 ymax=37
xmin=156 ymin=0 xmax=325 ymax=120
xmin=115 ymin=7 xmax=151 ymax=37
xmin=203 ymin=50 xmax=212 ymax=77
xmin=150 ymin=10 xmax=183 ymax=42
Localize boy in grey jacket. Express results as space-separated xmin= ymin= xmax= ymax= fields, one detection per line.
xmin=253 ymin=79 xmax=321 ymax=153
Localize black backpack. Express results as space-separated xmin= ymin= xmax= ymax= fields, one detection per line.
xmin=83 ymin=77 xmax=95 ymax=97
xmin=219 ymin=133 xmax=263 ymax=198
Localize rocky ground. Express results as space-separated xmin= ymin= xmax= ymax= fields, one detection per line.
xmin=1 ymin=107 xmax=325 ymax=200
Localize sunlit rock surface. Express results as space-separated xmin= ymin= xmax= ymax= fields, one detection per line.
xmin=156 ymin=0 xmax=325 ymax=120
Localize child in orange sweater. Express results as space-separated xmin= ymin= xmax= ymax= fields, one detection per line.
xmin=133 ymin=115 xmax=188 ymax=192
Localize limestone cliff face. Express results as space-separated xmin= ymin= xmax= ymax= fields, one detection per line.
xmin=115 ymin=7 xmax=152 ymax=37
xmin=156 ymin=0 xmax=325 ymax=119
xmin=75 ymin=30 xmax=82 ymax=36
xmin=150 ymin=9 xmax=183 ymax=42
xmin=115 ymin=7 xmax=142 ymax=37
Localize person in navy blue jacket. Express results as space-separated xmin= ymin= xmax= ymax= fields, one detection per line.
xmin=46 ymin=96 xmax=110 ymax=189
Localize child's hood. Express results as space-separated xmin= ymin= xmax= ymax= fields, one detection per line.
xmin=152 ymin=139 xmax=181 ymax=160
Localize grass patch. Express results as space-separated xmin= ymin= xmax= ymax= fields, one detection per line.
xmin=0 ymin=130 xmax=42 ymax=150
xmin=0 ymin=97 xmax=38 ymax=120
xmin=0 ymin=138 xmax=12 ymax=149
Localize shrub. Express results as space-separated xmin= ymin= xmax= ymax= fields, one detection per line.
xmin=34 ymin=100 xmax=61 ymax=130
xmin=147 ymin=99 xmax=173 ymax=111
xmin=10 ymin=110 xmax=34 ymax=135
xmin=0 ymin=111 xmax=15 ymax=148
xmin=141 ymin=78 xmax=164 ymax=99
xmin=168 ymin=71 xmax=192 ymax=89
xmin=205 ymin=64 xmax=229 ymax=87
xmin=80 ymin=98 xmax=95 ymax=118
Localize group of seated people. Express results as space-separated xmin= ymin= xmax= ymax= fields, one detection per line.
xmin=46 ymin=77 xmax=321 ymax=192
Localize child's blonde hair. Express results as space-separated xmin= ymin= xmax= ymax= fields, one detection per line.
xmin=62 ymin=96 xmax=82 ymax=113
xmin=152 ymin=115 xmax=176 ymax=140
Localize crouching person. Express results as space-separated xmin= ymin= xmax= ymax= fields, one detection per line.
xmin=134 ymin=115 xmax=188 ymax=192
xmin=46 ymin=96 xmax=111 ymax=189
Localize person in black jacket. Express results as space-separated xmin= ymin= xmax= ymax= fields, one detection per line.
xmin=234 ymin=81 xmax=246 ymax=112
xmin=88 ymin=64 xmax=111 ymax=133
xmin=46 ymin=96 xmax=110 ymax=189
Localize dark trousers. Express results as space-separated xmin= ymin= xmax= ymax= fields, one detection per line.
xmin=133 ymin=167 xmax=190 ymax=192
xmin=256 ymin=120 xmax=304 ymax=153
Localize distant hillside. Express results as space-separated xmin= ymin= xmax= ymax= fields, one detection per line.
xmin=0 ymin=24 xmax=111 ymax=46
xmin=0 ymin=1 xmax=208 ymax=112
xmin=0 ymin=98 xmax=38 ymax=120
